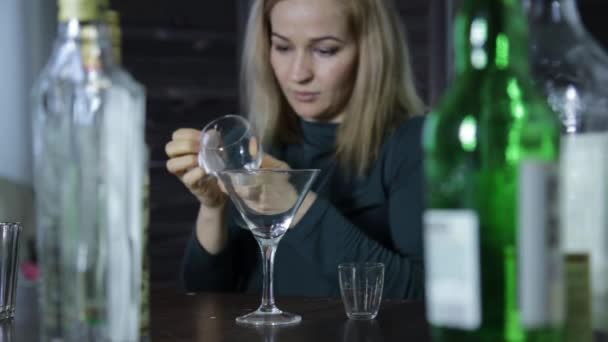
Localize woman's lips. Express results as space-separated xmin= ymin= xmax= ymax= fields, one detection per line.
xmin=293 ymin=91 xmax=319 ymax=102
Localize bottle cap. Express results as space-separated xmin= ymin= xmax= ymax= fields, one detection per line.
xmin=59 ymin=0 xmax=103 ymax=22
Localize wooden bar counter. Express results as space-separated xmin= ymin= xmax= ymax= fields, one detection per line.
xmin=10 ymin=281 xmax=430 ymax=341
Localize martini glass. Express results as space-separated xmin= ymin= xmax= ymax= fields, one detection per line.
xmin=217 ymin=168 xmax=320 ymax=326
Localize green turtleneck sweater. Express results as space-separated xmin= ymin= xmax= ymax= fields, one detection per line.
xmin=181 ymin=116 xmax=425 ymax=299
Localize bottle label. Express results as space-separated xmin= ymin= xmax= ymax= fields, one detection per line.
xmin=560 ymin=133 xmax=608 ymax=331
xmin=518 ymin=161 xmax=563 ymax=328
xmin=424 ymin=210 xmax=481 ymax=330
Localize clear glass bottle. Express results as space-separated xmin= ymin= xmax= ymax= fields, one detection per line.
xmin=527 ymin=0 xmax=608 ymax=338
xmin=104 ymin=8 xmax=151 ymax=340
xmin=31 ymin=0 xmax=146 ymax=340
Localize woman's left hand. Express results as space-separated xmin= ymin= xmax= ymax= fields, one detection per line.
xmin=259 ymin=154 xmax=317 ymax=227
xmin=260 ymin=154 xmax=289 ymax=169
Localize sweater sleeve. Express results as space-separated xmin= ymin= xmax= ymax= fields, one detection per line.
xmin=179 ymin=204 xmax=247 ymax=292
xmin=281 ymin=119 xmax=425 ymax=300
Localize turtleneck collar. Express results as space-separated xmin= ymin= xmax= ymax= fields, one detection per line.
xmin=299 ymin=119 xmax=339 ymax=151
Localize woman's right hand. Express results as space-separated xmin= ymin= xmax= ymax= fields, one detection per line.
xmin=165 ymin=128 xmax=227 ymax=208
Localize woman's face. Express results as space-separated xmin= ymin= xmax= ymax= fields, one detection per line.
xmin=269 ymin=0 xmax=358 ymax=123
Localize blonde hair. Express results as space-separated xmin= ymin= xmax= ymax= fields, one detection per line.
xmin=241 ymin=0 xmax=424 ymax=176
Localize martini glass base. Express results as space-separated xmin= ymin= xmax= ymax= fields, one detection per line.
xmin=236 ymin=309 xmax=302 ymax=326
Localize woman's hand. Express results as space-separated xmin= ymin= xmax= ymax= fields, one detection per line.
xmin=260 ymin=154 xmax=290 ymax=169
xmin=165 ymin=128 xmax=227 ymax=208
xmin=258 ymin=154 xmax=317 ymax=227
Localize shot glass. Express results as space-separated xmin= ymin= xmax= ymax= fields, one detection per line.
xmin=338 ymin=262 xmax=384 ymax=320
xmin=0 ymin=223 xmax=21 ymax=320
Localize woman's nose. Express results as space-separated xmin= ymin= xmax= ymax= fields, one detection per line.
xmin=290 ymin=52 xmax=313 ymax=84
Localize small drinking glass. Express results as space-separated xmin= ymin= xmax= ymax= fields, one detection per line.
xmin=0 ymin=222 xmax=21 ymax=320
xmin=338 ymin=262 xmax=385 ymax=320
xmin=198 ymin=114 xmax=262 ymax=175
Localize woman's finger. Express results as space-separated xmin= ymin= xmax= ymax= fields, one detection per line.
xmin=249 ymin=136 xmax=259 ymax=158
xmin=172 ymin=128 xmax=202 ymax=141
xmin=182 ymin=167 xmax=206 ymax=188
xmin=166 ymin=155 xmax=199 ymax=174
xmin=165 ymin=139 xmax=200 ymax=158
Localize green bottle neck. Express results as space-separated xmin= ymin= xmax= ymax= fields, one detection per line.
xmin=454 ymin=0 xmax=530 ymax=74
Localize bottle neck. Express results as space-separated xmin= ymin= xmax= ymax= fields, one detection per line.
xmin=59 ymin=0 xmax=102 ymax=23
xmin=526 ymin=0 xmax=587 ymax=37
xmin=454 ymin=0 xmax=530 ymax=74
xmin=56 ymin=19 xmax=116 ymax=71
xmin=105 ymin=10 xmax=122 ymax=64
xmin=526 ymin=0 xmax=582 ymax=24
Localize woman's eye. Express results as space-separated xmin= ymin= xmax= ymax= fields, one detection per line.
xmin=316 ymin=47 xmax=339 ymax=57
xmin=273 ymin=44 xmax=291 ymax=53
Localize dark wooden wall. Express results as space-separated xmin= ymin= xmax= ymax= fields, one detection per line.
xmin=578 ymin=0 xmax=608 ymax=50
xmin=110 ymin=0 xmax=608 ymax=287
xmin=111 ymin=0 xmax=241 ymax=287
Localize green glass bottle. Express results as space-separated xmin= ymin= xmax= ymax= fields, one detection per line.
xmin=423 ymin=0 xmax=563 ymax=341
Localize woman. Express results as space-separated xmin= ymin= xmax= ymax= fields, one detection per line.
xmin=165 ymin=0 xmax=426 ymax=299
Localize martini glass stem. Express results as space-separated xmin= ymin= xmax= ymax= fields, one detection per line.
xmin=257 ymin=238 xmax=279 ymax=313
